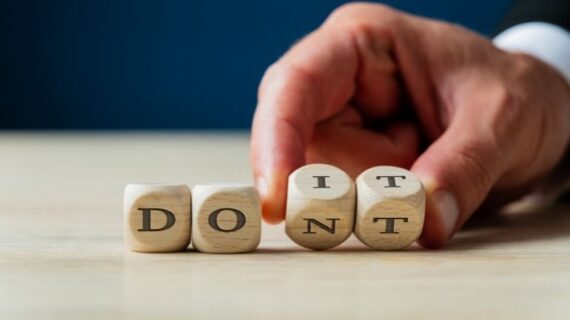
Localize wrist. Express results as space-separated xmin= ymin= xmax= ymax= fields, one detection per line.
xmin=493 ymin=22 xmax=570 ymax=84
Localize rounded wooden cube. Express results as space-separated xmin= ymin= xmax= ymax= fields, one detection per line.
xmin=354 ymin=166 xmax=425 ymax=250
xmin=286 ymin=164 xmax=356 ymax=250
xmin=191 ymin=184 xmax=261 ymax=253
xmin=124 ymin=184 xmax=191 ymax=253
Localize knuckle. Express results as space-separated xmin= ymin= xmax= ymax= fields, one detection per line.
xmin=259 ymin=62 xmax=318 ymax=95
xmin=489 ymin=84 xmax=518 ymax=124
xmin=481 ymin=80 xmax=525 ymax=152
xmin=258 ymin=61 xmax=322 ymax=113
xmin=511 ymin=52 xmax=541 ymax=80
xmin=329 ymin=2 xmax=373 ymax=19
xmin=260 ymin=62 xmax=288 ymax=86
xmin=327 ymin=2 xmax=396 ymax=26
xmin=258 ymin=63 xmax=280 ymax=97
xmin=454 ymin=140 xmax=498 ymax=202
xmin=260 ymin=62 xmax=278 ymax=83
xmin=277 ymin=63 xmax=321 ymax=90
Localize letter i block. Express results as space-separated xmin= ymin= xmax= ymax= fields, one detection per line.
xmin=354 ymin=166 xmax=425 ymax=250
xmin=191 ymin=184 xmax=261 ymax=253
xmin=124 ymin=184 xmax=192 ymax=252
xmin=286 ymin=164 xmax=356 ymax=250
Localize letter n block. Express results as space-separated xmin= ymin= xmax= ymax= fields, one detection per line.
xmin=286 ymin=164 xmax=355 ymax=250
xmin=191 ymin=184 xmax=261 ymax=253
xmin=124 ymin=184 xmax=191 ymax=252
xmin=354 ymin=166 xmax=425 ymax=250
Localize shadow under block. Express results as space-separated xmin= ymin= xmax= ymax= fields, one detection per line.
xmin=286 ymin=164 xmax=356 ymax=250
xmin=124 ymin=184 xmax=192 ymax=253
xmin=354 ymin=166 xmax=425 ymax=250
xmin=191 ymin=184 xmax=261 ymax=253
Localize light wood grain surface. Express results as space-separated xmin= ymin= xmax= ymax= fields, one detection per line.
xmin=124 ymin=184 xmax=192 ymax=253
xmin=191 ymin=184 xmax=261 ymax=253
xmin=286 ymin=163 xmax=356 ymax=250
xmin=355 ymin=166 xmax=425 ymax=250
xmin=0 ymin=132 xmax=569 ymax=320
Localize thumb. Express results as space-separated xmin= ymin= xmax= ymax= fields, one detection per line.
xmin=411 ymin=115 xmax=506 ymax=248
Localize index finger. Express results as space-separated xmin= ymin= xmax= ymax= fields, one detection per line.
xmin=250 ymin=5 xmax=405 ymax=223
xmin=250 ymin=26 xmax=360 ymax=224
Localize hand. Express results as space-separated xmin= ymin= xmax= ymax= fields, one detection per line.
xmin=250 ymin=3 xmax=570 ymax=247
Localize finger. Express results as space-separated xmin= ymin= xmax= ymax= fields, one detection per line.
xmin=251 ymin=28 xmax=358 ymax=224
xmin=323 ymin=4 xmax=402 ymax=119
xmin=412 ymin=110 xmax=506 ymax=248
xmin=306 ymin=107 xmax=420 ymax=177
xmin=251 ymin=13 xmax=400 ymax=223
xmin=324 ymin=3 xmax=443 ymax=138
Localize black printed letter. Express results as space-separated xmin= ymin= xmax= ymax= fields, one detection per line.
xmin=312 ymin=176 xmax=331 ymax=189
xmin=372 ymin=217 xmax=409 ymax=234
xmin=208 ymin=208 xmax=247 ymax=232
xmin=376 ymin=175 xmax=406 ymax=188
xmin=303 ymin=218 xmax=340 ymax=234
xmin=137 ymin=208 xmax=176 ymax=232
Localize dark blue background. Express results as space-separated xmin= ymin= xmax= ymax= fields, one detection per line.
xmin=0 ymin=0 xmax=511 ymax=129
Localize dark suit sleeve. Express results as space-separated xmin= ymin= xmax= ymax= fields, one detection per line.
xmin=495 ymin=0 xmax=570 ymax=34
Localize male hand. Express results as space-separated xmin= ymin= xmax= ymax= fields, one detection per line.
xmin=250 ymin=3 xmax=570 ymax=248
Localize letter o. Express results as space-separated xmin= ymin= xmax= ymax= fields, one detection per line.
xmin=208 ymin=208 xmax=247 ymax=232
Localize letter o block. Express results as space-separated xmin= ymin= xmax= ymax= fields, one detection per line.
xmin=354 ymin=166 xmax=425 ymax=250
xmin=191 ymin=184 xmax=261 ymax=253
xmin=124 ymin=184 xmax=191 ymax=252
xmin=286 ymin=164 xmax=356 ymax=250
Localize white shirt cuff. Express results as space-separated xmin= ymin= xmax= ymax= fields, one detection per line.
xmin=493 ymin=22 xmax=570 ymax=83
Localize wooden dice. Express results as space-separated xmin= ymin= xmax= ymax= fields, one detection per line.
xmin=285 ymin=164 xmax=355 ymax=250
xmin=354 ymin=166 xmax=425 ymax=250
xmin=192 ymin=184 xmax=261 ymax=253
xmin=123 ymin=165 xmax=425 ymax=253
xmin=124 ymin=184 xmax=192 ymax=252
xmin=124 ymin=183 xmax=260 ymax=253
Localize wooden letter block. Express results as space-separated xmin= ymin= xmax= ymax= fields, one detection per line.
xmin=286 ymin=164 xmax=356 ymax=250
xmin=124 ymin=184 xmax=191 ymax=252
xmin=191 ymin=184 xmax=261 ymax=253
xmin=354 ymin=166 xmax=425 ymax=250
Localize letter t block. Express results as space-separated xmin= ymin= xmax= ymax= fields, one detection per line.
xmin=354 ymin=166 xmax=425 ymax=250
xmin=286 ymin=164 xmax=356 ymax=250
xmin=124 ymin=184 xmax=192 ymax=252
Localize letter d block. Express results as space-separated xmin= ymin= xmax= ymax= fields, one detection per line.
xmin=355 ymin=166 xmax=425 ymax=250
xmin=124 ymin=184 xmax=191 ymax=252
xmin=191 ymin=184 xmax=261 ymax=253
xmin=286 ymin=164 xmax=355 ymax=250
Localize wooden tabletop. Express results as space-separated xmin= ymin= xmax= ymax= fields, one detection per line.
xmin=1 ymin=132 xmax=569 ymax=319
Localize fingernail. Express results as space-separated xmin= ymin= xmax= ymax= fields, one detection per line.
xmin=256 ymin=176 xmax=268 ymax=200
xmin=256 ymin=175 xmax=282 ymax=224
xmin=431 ymin=189 xmax=459 ymax=239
